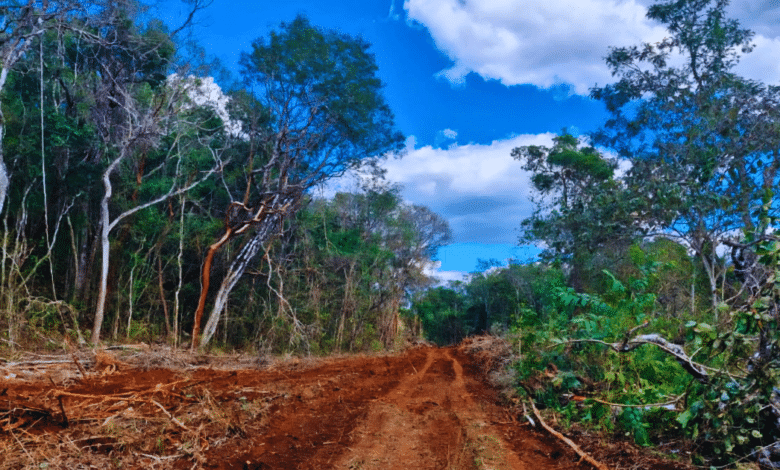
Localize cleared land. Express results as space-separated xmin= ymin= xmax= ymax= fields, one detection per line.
xmin=1 ymin=341 xmax=690 ymax=469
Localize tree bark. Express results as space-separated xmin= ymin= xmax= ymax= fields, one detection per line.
xmin=157 ymin=253 xmax=171 ymax=337
xmin=92 ymin=153 xmax=123 ymax=344
xmin=190 ymin=227 xmax=233 ymax=348
xmin=198 ymin=215 xmax=280 ymax=349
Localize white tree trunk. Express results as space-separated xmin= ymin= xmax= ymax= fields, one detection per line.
xmin=91 ymin=155 xmax=121 ymax=344
xmin=91 ymin=151 xmax=220 ymax=344
xmin=0 ymin=154 xmax=9 ymax=218
xmin=199 ymin=216 xmax=279 ymax=348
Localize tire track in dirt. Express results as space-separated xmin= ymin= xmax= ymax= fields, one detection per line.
xmin=331 ymin=347 xmax=535 ymax=469
xmin=221 ymin=348 xmax=433 ymax=469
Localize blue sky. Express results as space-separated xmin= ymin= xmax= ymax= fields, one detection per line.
xmin=155 ymin=0 xmax=780 ymax=281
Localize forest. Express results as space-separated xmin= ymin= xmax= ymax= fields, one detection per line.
xmin=3 ymin=0 xmax=780 ymax=467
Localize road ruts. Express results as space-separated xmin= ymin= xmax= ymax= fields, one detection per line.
xmin=330 ymin=347 xmax=531 ymax=469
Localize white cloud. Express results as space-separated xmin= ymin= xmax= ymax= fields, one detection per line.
xmin=441 ymin=128 xmax=458 ymax=139
xmin=404 ymin=0 xmax=668 ymax=94
xmin=169 ymin=74 xmax=242 ymax=136
xmin=727 ymin=0 xmax=780 ymax=39
xmin=735 ymin=34 xmax=780 ymax=86
xmin=382 ymin=133 xmax=555 ymax=244
xmin=322 ymin=134 xmax=553 ymax=245
xmin=404 ymin=0 xmax=780 ymax=94
xmin=423 ymin=260 xmax=467 ymax=284
xmin=384 ymin=133 xmax=551 ymax=193
xmin=430 ymin=269 xmax=470 ymax=285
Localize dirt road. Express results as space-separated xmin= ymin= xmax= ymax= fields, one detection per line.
xmin=1 ymin=345 xmax=685 ymax=469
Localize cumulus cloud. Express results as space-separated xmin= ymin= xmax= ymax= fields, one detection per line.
xmin=433 ymin=128 xmax=459 ymax=147
xmin=423 ymin=260 xmax=468 ymax=284
xmin=441 ymin=128 xmax=458 ymax=139
xmin=381 ymin=133 xmax=555 ymax=244
xmin=404 ymin=0 xmax=668 ymax=94
xmin=404 ymin=0 xmax=780 ymax=94
xmin=169 ymin=74 xmax=243 ymax=136
xmin=735 ymin=34 xmax=780 ymax=85
xmin=429 ymin=269 xmax=470 ymax=285
xmin=321 ymin=134 xmax=557 ymax=272
xmin=728 ymin=0 xmax=780 ymax=38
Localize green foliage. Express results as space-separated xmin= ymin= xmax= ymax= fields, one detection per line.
xmin=235 ymin=187 xmax=450 ymax=354
xmin=502 ymin=236 xmax=780 ymax=465
xmin=0 ymin=4 xmax=422 ymax=354
xmin=239 ymin=15 xmax=405 ymax=183
xmin=512 ymin=131 xmax=642 ymax=291
xmin=591 ymin=0 xmax=780 ymax=313
xmin=413 ymin=286 xmax=470 ymax=345
xmin=409 ymin=263 xmax=566 ymax=346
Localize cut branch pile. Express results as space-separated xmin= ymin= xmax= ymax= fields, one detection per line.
xmin=458 ymin=335 xmax=516 ymax=372
xmin=0 ymin=351 xmax=281 ymax=469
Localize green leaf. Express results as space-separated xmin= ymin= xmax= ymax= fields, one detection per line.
xmin=725 ymin=437 xmax=733 ymax=452
xmin=677 ymin=409 xmax=694 ymax=428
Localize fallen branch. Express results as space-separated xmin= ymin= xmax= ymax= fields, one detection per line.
xmin=566 ymin=332 xmax=711 ymax=383
xmin=71 ymin=353 xmax=87 ymax=378
xmin=104 ymin=344 xmax=149 ymax=351
xmin=528 ymin=399 xmax=610 ymax=470
xmin=57 ymin=395 xmax=69 ymax=427
xmin=521 ymin=401 xmax=535 ymax=426
xmin=10 ymin=430 xmax=35 ymax=466
xmin=150 ymin=399 xmax=190 ymax=432
xmin=589 ymin=395 xmax=682 ymax=409
xmin=2 ymin=359 xmax=74 ymax=367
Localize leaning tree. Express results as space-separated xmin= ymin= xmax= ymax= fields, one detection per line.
xmin=191 ymin=16 xmax=405 ymax=349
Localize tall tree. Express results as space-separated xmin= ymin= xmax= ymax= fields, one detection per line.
xmin=192 ymin=16 xmax=404 ymax=349
xmin=590 ymin=0 xmax=780 ymax=308
xmin=512 ymin=132 xmax=633 ymax=289
xmin=0 ymin=1 xmax=79 ymax=217
xmin=49 ymin=0 xmax=220 ymax=343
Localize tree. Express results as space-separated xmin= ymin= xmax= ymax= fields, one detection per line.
xmin=0 ymin=1 xmax=80 ymax=217
xmin=546 ymin=0 xmax=780 ymax=464
xmin=64 ymin=1 xmax=221 ymax=344
xmin=192 ymin=16 xmax=404 ymax=349
xmin=590 ymin=0 xmax=780 ymax=308
xmin=512 ymin=131 xmax=635 ymax=289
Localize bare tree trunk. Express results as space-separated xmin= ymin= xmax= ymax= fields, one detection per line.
xmin=73 ymin=202 xmax=92 ymax=300
xmin=0 ymin=62 xmax=16 ymax=220
xmin=173 ymin=195 xmax=185 ymax=348
xmin=157 ymin=253 xmax=171 ymax=337
xmin=91 ymin=153 xmax=123 ymax=344
xmin=0 ymin=157 xmax=9 ymax=220
xmin=91 ymin=152 xmax=219 ymax=344
xmin=698 ymin=246 xmax=721 ymax=312
xmin=127 ymin=263 xmax=135 ymax=337
xmin=336 ymin=261 xmax=356 ymax=352
xmin=190 ymin=227 xmax=233 ymax=348
xmin=0 ymin=2 xmax=57 ymax=217
xmin=198 ymin=216 xmax=279 ymax=348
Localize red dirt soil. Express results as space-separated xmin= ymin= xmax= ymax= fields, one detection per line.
xmin=1 ymin=344 xmax=691 ymax=469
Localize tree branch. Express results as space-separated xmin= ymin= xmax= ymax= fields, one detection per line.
xmin=565 ymin=331 xmax=711 ymax=383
